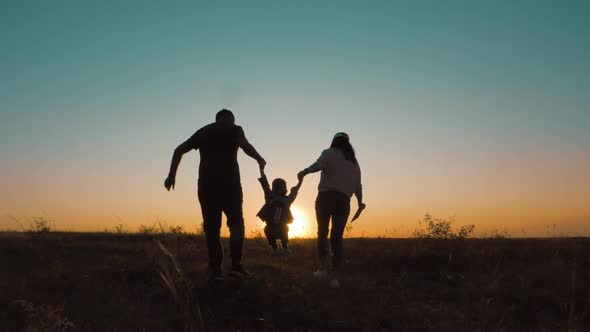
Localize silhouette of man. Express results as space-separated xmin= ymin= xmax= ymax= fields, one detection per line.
xmin=164 ymin=109 xmax=266 ymax=280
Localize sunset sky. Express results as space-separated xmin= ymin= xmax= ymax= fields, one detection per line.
xmin=1 ymin=1 xmax=589 ymax=237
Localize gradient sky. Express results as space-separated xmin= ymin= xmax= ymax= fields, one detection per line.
xmin=1 ymin=1 xmax=589 ymax=237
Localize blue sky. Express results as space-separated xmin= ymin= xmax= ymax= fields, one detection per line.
xmin=1 ymin=1 xmax=589 ymax=235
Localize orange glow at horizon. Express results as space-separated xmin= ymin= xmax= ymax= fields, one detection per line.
xmin=289 ymin=206 xmax=310 ymax=238
xmin=1 ymin=135 xmax=589 ymax=238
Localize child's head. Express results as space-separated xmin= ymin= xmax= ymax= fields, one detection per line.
xmin=271 ymin=178 xmax=287 ymax=196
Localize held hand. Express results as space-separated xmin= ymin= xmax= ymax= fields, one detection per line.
xmin=297 ymin=170 xmax=306 ymax=182
xmin=259 ymin=162 xmax=266 ymax=176
xmin=258 ymin=158 xmax=267 ymax=170
xmin=164 ymin=176 xmax=175 ymax=191
xmin=293 ymin=177 xmax=303 ymax=191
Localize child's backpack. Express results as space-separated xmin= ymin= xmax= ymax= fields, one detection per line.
xmin=257 ymin=199 xmax=294 ymax=225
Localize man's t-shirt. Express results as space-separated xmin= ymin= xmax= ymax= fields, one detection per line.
xmin=186 ymin=122 xmax=244 ymax=189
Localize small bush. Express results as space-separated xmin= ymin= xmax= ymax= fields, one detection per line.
xmin=138 ymin=224 xmax=158 ymax=234
xmin=413 ymin=213 xmax=475 ymax=240
xmin=114 ymin=224 xmax=126 ymax=234
xmin=250 ymin=228 xmax=267 ymax=247
xmin=482 ymin=228 xmax=510 ymax=239
xmin=31 ymin=217 xmax=52 ymax=234
xmin=168 ymin=225 xmax=184 ymax=235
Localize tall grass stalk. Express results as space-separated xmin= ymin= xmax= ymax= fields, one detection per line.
xmin=154 ymin=240 xmax=205 ymax=332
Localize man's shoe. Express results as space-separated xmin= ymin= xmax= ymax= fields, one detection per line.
xmin=229 ymin=265 xmax=250 ymax=279
xmin=313 ymin=269 xmax=328 ymax=279
xmin=209 ymin=271 xmax=224 ymax=283
xmin=328 ymin=278 xmax=340 ymax=288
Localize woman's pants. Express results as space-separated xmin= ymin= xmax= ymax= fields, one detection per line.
xmin=315 ymin=190 xmax=351 ymax=271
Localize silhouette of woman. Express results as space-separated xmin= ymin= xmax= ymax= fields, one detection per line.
xmin=298 ymin=132 xmax=365 ymax=288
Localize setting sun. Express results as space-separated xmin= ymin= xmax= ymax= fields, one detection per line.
xmin=289 ymin=206 xmax=310 ymax=238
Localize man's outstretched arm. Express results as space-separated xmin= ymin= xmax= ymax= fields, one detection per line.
xmin=165 ymin=138 xmax=196 ymax=191
xmin=237 ymin=127 xmax=266 ymax=168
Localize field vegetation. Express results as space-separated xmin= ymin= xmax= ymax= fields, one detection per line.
xmin=0 ymin=227 xmax=588 ymax=331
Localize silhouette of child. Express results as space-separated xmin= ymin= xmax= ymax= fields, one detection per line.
xmin=256 ymin=165 xmax=302 ymax=254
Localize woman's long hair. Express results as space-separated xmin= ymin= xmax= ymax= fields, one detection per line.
xmin=330 ymin=133 xmax=357 ymax=164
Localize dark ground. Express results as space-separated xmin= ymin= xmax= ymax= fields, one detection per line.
xmin=0 ymin=232 xmax=588 ymax=331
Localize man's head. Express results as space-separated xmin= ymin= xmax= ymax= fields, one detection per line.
xmin=215 ymin=109 xmax=235 ymax=125
xmin=271 ymin=178 xmax=288 ymax=196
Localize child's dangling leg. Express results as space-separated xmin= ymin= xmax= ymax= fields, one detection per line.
xmin=281 ymin=238 xmax=292 ymax=254
xmin=281 ymin=225 xmax=291 ymax=254
xmin=264 ymin=225 xmax=279 ymax=254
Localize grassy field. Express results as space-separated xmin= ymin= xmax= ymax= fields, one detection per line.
xmin=0 ymin=232 xmax=588 ymax=331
